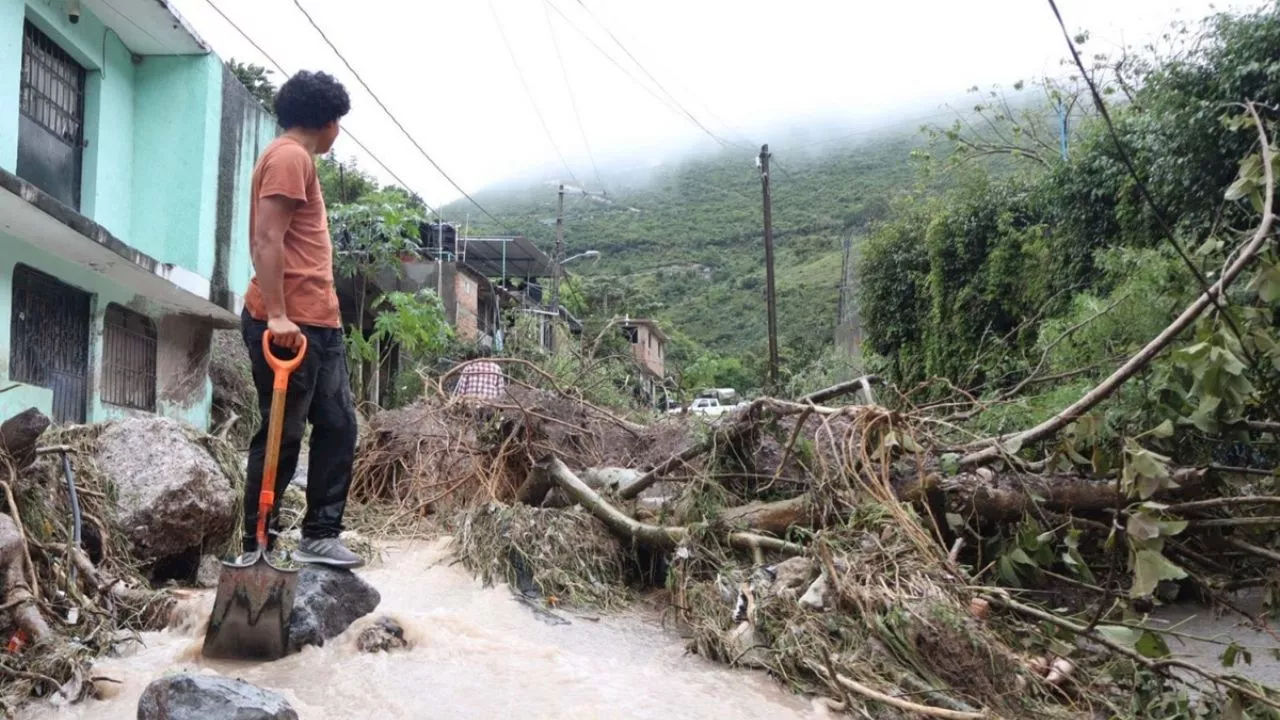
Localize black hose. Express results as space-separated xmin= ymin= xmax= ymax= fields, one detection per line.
xmin=61 ymin=451 xmax=81 ymax=584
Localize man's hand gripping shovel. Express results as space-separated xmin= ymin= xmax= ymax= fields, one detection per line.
xmin=202 ymin=331 xmax=306 ymax=661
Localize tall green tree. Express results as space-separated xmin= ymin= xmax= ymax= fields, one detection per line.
xmin=227 ymin=59 xmax=277 ymax=108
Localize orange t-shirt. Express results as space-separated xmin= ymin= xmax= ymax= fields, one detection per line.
xmin=242 ymin=136 xmax=341 ymax=328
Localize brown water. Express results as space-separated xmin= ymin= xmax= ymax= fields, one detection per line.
xmin=20 ymin=539 xmax=824 ymax=720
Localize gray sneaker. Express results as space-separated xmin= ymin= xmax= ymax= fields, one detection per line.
xmin=293 ymin=537 xmax=365 ymax=569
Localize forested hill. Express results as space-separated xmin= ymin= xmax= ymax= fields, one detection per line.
xmin=446 ymin=126 xmax=930 ymax=388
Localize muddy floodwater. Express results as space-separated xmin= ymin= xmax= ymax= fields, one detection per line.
xmin=19 ymin=539 xmax=826 ymax=720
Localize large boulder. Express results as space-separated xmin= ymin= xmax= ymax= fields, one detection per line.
xmin=96 ymin=416 xmax=237 ymax=562
xmin=288 ymin=566 xmax=381 ymax=652
xmin=137 ymin=674 xmax=297 ymax=720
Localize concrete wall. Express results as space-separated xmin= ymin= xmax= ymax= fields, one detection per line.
xmin=455 ymin=270 xmax=479 ymax=341
xmin=213 ymin=65 xmax=278 ymax=311
xmin=1 ymin=1 xmax=230 ymax=288
xmin=130 ymin=53 xmax=223 ymax=278
xmin=628 ymin=325 xmax=665 ymax=379
xmin=1 ymin=0 xmax=139 ymax=236
xmin=0 ymin=228 xmax=213 ymax=428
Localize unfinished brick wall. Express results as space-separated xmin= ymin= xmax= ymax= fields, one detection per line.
xmin=455 ymin=272 xmax=479 ymax=342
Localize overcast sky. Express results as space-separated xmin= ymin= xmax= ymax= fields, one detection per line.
xmin=170 ymin=0 xmax=1261 ymax=208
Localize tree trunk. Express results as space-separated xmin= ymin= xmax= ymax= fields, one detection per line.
xmin=942 ymin=468 xmax=1207 ymax=521
xmin=717 ymin=494 xmax=815 ymax=537
xmin=0 ymin=513 xmax=51 ymax=642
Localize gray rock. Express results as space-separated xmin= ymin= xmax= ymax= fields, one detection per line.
xmin=137 ymin=674 xmax=297 ymax=720
xmin=96 ymin=417 xmax=237 ymax=563
xmin=288 ymin=565 xmax=381 ymax=652
xmin=195 ymin=555 xmax=223 ymax=589
xmin=356 ymin=616 xmax=409 ymax=653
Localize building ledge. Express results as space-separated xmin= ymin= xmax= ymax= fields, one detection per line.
xmin=0 ymin=169 xmax=237 ymax=328
xmin=83 ymin=0 xmax=208 ymax=55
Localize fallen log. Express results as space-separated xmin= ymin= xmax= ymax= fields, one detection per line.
xmin=717 ymin=494 xmax=815 ymax=537
xmin=546 ymin=457 xmax=804 ymax=555
xmin=0 ymin=408 xmax=50 ymax=471
xmin=800 ymin=375 xmax=881 ymax=406
xmin=0 ymin=513 xmax=50 ymax=642
xmin=942 ymin=468 xmax=1207 ymax=521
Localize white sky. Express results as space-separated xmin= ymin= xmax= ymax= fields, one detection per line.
xmin=170 ymin=0 xmax=1261 ymax=208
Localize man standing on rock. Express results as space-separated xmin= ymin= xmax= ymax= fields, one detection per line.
xmin=239 ymin=70 xmax=363 ymax=569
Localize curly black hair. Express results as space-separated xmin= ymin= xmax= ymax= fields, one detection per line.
xmin=274 ymin=71 xmax=351 ymax=130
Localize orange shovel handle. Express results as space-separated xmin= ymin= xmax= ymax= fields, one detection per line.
xmin=256 ymin=330 xmax=308 ymax=550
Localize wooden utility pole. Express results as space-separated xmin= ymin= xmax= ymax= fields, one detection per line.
xmin=759 ymin=144 xmax=779 ymax=390
xmin=550 ymin=183 xmax=565 ymax=352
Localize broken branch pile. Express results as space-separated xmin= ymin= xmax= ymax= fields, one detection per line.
xmin=0 ymin=415 xmax=244 ymax=713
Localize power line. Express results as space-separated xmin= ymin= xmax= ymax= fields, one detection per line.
xmin=570 ymin=0 xmax=751 ymax=153
xmin=488 ymin=0 xmax=582 ymax=189
xmin=541 ymin=0 xmax=729 ymax=151
xmin=198 ymin=0 xmax=439 ymax=217
xmin=289 ymin=0 xmax=512 ymax=230
xmin=543 ymin=2 xmax=607 ymax=193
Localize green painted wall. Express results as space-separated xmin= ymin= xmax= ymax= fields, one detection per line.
xmin=81 ymin=30 xmax=137 ymax=237
xmin=1 ymin=1 xmax=139 ymax=239
xmin=0 ymin=0 xmax=21 ymax=172
xmin=0 ymin=230 xmax=213 ymax=430
xmin=130 ymin=53 xmax=223 ymax=279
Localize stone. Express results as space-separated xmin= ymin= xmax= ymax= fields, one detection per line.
xmin=356 ymin=616 xmax=409 ymax=653
xmin=288 ymin=565 xmax=381 ymax=652
xmin=137 ymin=674 xmax=297 ymax=720
xmin=95 ymin=416 xmax=236 ymax=563
xmin=769 ymin=556 xmax=817 ymax=601
xmin=195 ymin=555 xmax=223 ymax=589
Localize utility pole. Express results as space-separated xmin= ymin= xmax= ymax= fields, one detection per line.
xmin=759 ymin=144 xmax=779 ymax=391
xmin=550 ymin=183 xmax=565 ymax=352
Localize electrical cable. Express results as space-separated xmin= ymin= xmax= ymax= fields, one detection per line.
xmin=487 ymin=0 xmax=582 ymax=188
xmin=290 ymin=0 xmax=513 ymax=230
xmin=543 ymin=1 xmax=607 ymax=193
xmin=199 ymin=0 xmax=441 ymax=218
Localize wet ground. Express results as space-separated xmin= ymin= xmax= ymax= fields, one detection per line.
xmin=19 ymin=538 xmax=827 ymax=720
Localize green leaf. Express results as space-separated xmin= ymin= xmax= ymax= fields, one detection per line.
xmin=1097 ymin=625 xmax=1142 ymax=648
xmin=1148 ymin=419 xmax=1175 ymax=439
xmin=1127 ymin=513 xmax=1161 ymax=542
xmin=1001 ymin=436 xmax=1023 ymax=455
xmin=1132 ymin=548 xmax=1187 ymax=598
xmin=1136 ymin=630 xmax=1172 ymax=659
xmin=1008 ymin=547 xmax=1036 ymax=566
xmin=939 ymin=453 xmax=961 ymax=476
xmin=1225 ymin=175 xmax=1253 ymax=201
xmin=1156 ymin=519 xmax=1189 ymax=537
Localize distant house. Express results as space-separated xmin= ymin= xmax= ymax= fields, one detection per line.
xmin=0 ymin=0 xmax=276 ymax=429
xmin=340 ymin=222 xmax=583 ymax=404
xmin=620 ymin=318 xmax=668 ymax=406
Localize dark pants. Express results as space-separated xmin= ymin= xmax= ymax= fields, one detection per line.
xmin=241 ymin=310 xmax=357 ymax=552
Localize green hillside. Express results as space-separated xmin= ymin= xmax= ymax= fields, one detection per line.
xmin=447 ymin=128 xmax=930 ymax=387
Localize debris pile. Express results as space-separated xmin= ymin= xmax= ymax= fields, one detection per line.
xmin=350 ymin=363 xmax=1280 ymax=717
xmin=0 ymin=412 xmax=244 ymax=713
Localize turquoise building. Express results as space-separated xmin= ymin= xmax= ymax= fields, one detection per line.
xmin=0 ymin=0 xmax=276 ymax=429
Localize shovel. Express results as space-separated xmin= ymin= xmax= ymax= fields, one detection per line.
xmin=202 ymin=330 xmax=307 ymax=661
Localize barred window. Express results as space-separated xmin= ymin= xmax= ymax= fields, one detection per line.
xmin=17 ymin=21 xmax=86 ymax=209
xmin=102 ymin=305 xmax=157 ymax=411
xmin=19 ymin=21 xmax=85 ymax=145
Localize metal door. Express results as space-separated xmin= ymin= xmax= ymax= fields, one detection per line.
xmin=10 ymin=265 xmax=92 ymax=423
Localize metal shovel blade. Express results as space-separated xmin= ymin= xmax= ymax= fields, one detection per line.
xmin=201 ymin=550 xmax=298 ymax=661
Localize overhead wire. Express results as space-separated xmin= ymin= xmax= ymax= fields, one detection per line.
xmin=543 ymin=1 xmax=607 ymax=194
xmin=198 ymin=0 xmax=440 ymax=218
xmin=541 ymin=0 xmax=737 ymax=153
xmin=289 ymin=0 xmax=513 ymax=231
xmin=487 ymin=0 xmax=582 ymax=189
xmin=569 ymin=0 xmax=752 ymax=153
